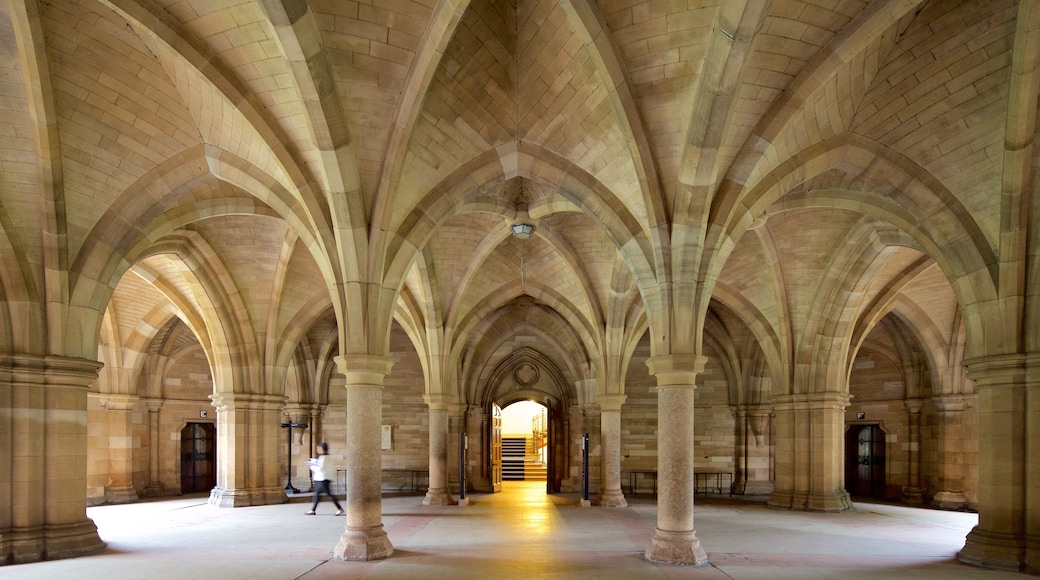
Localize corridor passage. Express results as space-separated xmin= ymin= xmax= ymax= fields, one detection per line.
xmin=6 ymin=483 xmax=1025 ymax=579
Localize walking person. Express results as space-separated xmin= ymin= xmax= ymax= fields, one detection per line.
xmin=305 ymin=442 xmax=344 ymax=515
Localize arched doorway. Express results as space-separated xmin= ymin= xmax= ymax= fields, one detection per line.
xmin=492 ymin=397 xmax=564 ymax=494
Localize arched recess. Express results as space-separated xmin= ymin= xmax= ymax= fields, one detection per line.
xmin=474 ymin=347 xmax=575 ymax=494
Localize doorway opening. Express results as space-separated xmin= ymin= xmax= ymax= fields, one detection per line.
xmin=845 ymin=423 xmax=885 ymax=499
xmin=499 ymin=401 xmax=548 ymax=483
xmin=180 ymin=422 xmax=216 ymax=494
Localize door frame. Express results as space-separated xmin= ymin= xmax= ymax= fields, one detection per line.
xmin=180 ymin=421 xmax=217 ymax=494
xmin=844 ymin=422 xmax=886 ymax=499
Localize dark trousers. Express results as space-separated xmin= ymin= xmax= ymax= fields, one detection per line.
xmin=311 ymin=479 xmax=343 ymax=511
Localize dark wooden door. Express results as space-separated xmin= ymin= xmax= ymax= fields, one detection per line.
xmin=845 ymin=424 xmax=885 ymax=498
xmin=181 ymin=422 xmax=216 ymax=494
xmin=546 ymin=401 xmax=561 ymax=494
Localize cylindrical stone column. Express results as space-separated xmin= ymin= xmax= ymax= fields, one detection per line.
xmin=334 ymin=355 xmax=394 ymax=561
xmin=423 ymin=394 xmax=454 ymax=505
xmin=597 ymin=394 xmax=626 ymax=507
xmin=644 ymin=354 xmax=707 ymax=565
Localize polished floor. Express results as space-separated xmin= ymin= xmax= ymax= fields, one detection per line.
xmin=6 ymin=482 xmax=1029 ymax=579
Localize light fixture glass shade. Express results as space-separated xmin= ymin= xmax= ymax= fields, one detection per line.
xmin=511 ymin=222 xmax=535 ymax=239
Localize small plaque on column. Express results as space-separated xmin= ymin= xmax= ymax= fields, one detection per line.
xmin=381 ymin=424 xmax=392 ymax=450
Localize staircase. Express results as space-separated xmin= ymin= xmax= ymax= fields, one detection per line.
xmin=502 ymin=437 xmax=546 ymax=481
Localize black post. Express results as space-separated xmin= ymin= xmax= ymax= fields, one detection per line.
xmin=582 ymin=432 xmax=590 ymax=501
xmin=459 ymin=433 xmax=467 ymax=501
xmin=281 ymin=421 xmax=308 ymax=494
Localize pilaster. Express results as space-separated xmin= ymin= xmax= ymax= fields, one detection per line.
xmin=734 ymin=406 xmax=774 ymax=496
xmin=902 ymin=399 xmax=924 ymax=504
xmin=931 ymin=394 xmax=969 ymax=510
xmin=97 ymin=393 xmax=140 ymax=504
xmin=142 ymin=399 xmax=165 ymax=497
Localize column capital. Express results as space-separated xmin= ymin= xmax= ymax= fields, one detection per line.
xmin=964 ymin=352 xmax=1039 ymax=385
xmin=933 ymin=394 xmax=969 ymax=413
xmin=903 ymin=398 xmax=924 ymax=414
xmin=4 ymin=354 xmax=102 ymax=387
xmin=597 ymin=393 xmax=626 ymax=412
xmin=423 ymin=393 xmax=454 ymax=411
xmin=646 ymin=353 xmax=707 ymax=387
xmin=143 ymin=398 xmax=164 ymax=412
xmin=770 ymin=392 xmax=851 ymax=411
xmin=209 ymin=392 xmax=286 ymax=411
xmin=335 ymin=354 xmax=393 ymax=386
xmin=99 ymin=393 xmax=139 ymax=411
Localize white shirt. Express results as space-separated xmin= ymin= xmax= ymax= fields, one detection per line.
xmin=306 ymin=455 xmax=334 ymax=481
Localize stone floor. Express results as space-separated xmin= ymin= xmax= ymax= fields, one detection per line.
xmin=6 ymin=482 xmax=1029 ymax=579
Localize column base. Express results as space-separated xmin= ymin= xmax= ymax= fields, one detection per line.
xmin=739 ymin=480 xmax=774 ymax=496
xmin=958 ymin=526 xmax=1025 ymax=572
xmin=767 ymin=489 xmax=796 ymax=509
xmin=142 ymin=481 xmax=166 ymax=498
xmin=931 ymin=490 xmax=968 ymax=511
xmin=422 ymin=488 xmax=455 ymax=506
xmin=2 ymin=519 xmax=106 ymax=564
xmin=1026 ymin=533 xmax=1040 ymax=575
xmin=644 ymin=528 xmax=708 ymax=565
xmin=333 ymin=524 xmax=394 ymax=561
xmin=805 ymin=490 xmax=852 ymax=512
xmin=768 ymin=489 xmax=851 ymax=512
xmin=208 ymin=486 xmax=288 ymax=508
xmin=104 ymin=485 xmax=139 ymax=505
xmin=597 ymin=488 xmax=628 ymax=507
xmin=901 ymin=487 xmax=923 ymax=505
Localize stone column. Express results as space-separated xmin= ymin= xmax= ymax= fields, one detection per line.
xmin=743 ymin=408 xmax=774 ymax=495
xmin=769 ymin=393 xmax=851 ymax=512
xmin=423 ymin=394 xmax=454 ymax=506
xmin=143 ymin=399 xmax=165 ymax=497
xmin=644 ymin=354 xmax=707 ymax=565
xmin=333 ymin=355 xmax=393 ymax=561
xmin=597 ymin=393 xmax=627 ymax=507
xmin=99 ymin=393 xmax=140 ymax=504
xmin=958 ymin=354 xmax=1030 ymax=572
xmin=902 ymin=399 xmax=924 ymax=504
xmin=208 ymin=393 xmax=287 ymax=507
xmin=931 ymin=394 xmax=969 ymax=510
xmin=1 ymin=355 xmax=105 ymax=564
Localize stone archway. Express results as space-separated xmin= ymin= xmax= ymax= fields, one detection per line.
xmin=470 ymin=349 xmax=574 ymax=494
